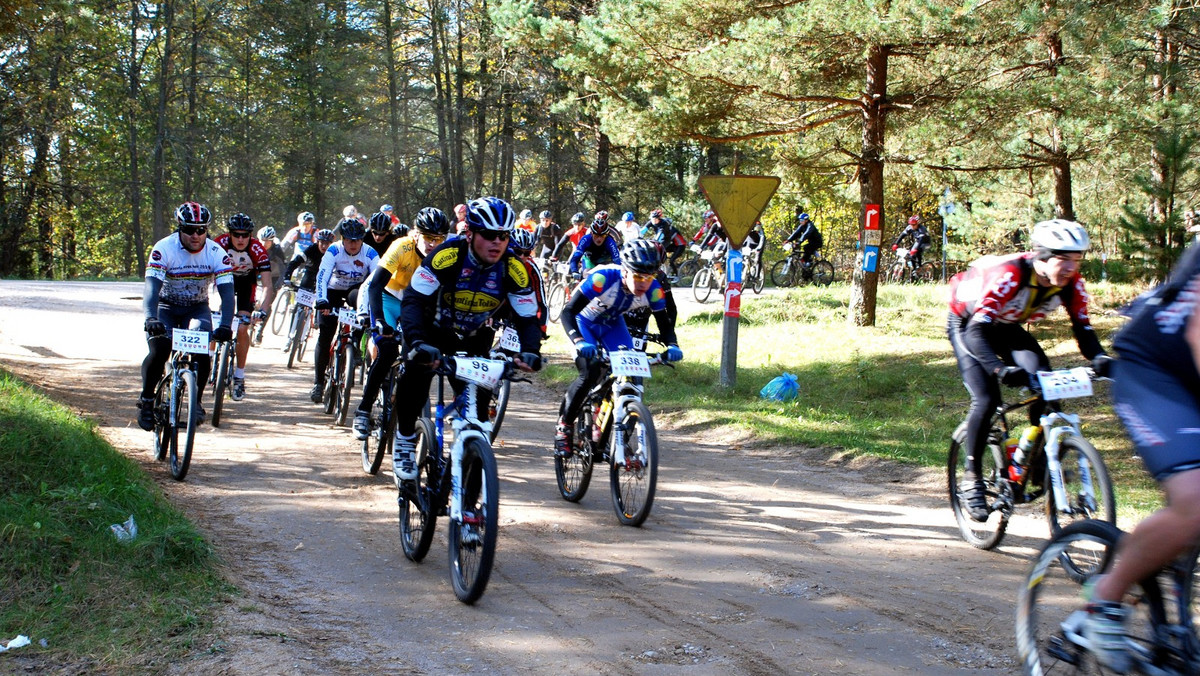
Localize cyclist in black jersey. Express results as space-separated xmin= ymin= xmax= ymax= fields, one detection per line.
xmin=365 ymin=211 xmax=399 ymax=257
xmin=891 ymin=215 xmax=932 ymax=268
xmin=283 ymin=229 xmax=334 ymax=291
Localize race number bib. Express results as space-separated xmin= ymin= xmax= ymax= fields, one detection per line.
xmin=610 ymin=350 xmax=652 ymax=378
xmin=700 ymin=250 xmax=714 ymax=261
xmin=499 ymin=327 xmax=521 ymax=352
xmin=210 ymin=312 xmax=239 ymax=331
xmin=555 ymin=261 xmax=570 ymax=275
xmin=337 ymin=308 xmax=361 ymax=329
xmin=631 ymin=335 xmax=646 ymax=351
xmin=172 ymin=328 xmax=210 ymax=354
xmin=1037 ymin=368 xmax=1092 ymax=401
xmin=296 ymin=289 xmax=316 ymax=308
xmin=454 ymin=358 xmax=505 ymax=391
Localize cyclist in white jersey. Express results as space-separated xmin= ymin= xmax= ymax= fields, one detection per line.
xmin=137 ymin=202 xmax=235 ymax=430
xmin=309 ymin=218 xmax=380 ymax=402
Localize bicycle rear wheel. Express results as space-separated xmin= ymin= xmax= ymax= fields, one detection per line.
xmin=692 ymin=267 xmax=714 ymax=303
xmin=770 ymin=259 xmax=796 ymax=288
xmin=1015 ymin=520 xmax=1135 ymax=676
xmin=270 ymin=288 xmax=293 ymax=335
xmin=947 ymin=421 xmax=1010 ymax=549
xmin=211 ymin=342 xmax=231 ymax=427
xmin=914 ymin=262 xmax=937 ymax=283
xmin=610 ymin=401 xmax=658 ymax=527
xmin=450 ymin=437 xmax=499 ymax=604
xmin=335 ymin=345 xmax=356 ymax=426
xmin=547 ymin=283 xmax=567 ymax=323
xmin=556 ymin=405 xmax=595 ymax=502
xmin=170 ymin=369 xmax=198 ymax=481
xmin=399 ymin=417 xmax=439 ymax=563
xmin=750 ymin=262 xmax=765 ymax=294
xmin=153 ymin=377 xmax=171 ymax=462
xmin=488 ymin=379 xmax=511 ymax=443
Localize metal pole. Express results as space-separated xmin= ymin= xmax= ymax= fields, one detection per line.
xmin=720 ymin=247 xmax=744 ymax=388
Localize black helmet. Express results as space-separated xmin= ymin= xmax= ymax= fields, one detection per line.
xmin=175 ymin=202 xmax=212 ymax=229
xmin=621 ymin=239 xmax=659 ymax=274
xmin=392 ymin=222 xmax=410 ymax=238
xmin=414 ymin=207 xmax=451 ymax=235
xmin=227 ymin=212 xmax=254 ymax=234
xmin=570 ymin=212 xmax=585 ymax=225
xmin=369 ymin=212 xmax=392 ymax=233
xmin=316 ymin=228 xmax=335 ymax=243
xmin=539 ymin=210 xmax=552 ymax=220
xmin=339 ymin=218 xmax=366 ymax=240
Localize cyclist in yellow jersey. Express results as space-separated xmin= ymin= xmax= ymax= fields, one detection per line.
xmin=352 ymin=207 xmax=451 ymax=439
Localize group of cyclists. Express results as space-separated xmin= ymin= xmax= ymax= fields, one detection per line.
xmin=135 ymin=195 xmax=1200 ymax=674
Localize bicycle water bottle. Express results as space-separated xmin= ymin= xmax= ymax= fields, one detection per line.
xmin=593 ymin=399 xmax=612 ymax=443
xmin=1005 ymin=435 xmax=1024 ymax=482
xmin=1009 ymin=426 xmax=1041 ymax=483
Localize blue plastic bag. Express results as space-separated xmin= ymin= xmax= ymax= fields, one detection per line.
xmin=760 ymin=373 xmax=800 ymax=401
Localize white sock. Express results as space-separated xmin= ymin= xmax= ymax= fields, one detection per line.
xmin=234 ymin=368 xmax=245 ymax=379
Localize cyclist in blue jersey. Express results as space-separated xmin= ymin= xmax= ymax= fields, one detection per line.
xmin=392 ymin=196 xmax=543 ymax=480
xmin=137 ymin=202 xmax=235 ymax=430
xmin=554 ymin=239 xmax=683 ymax=456
xmin=309 ymin=219 xmax=379 ymax=402
xmin=283 ymin=211 xmax=316 ymax=258
xmin=283 ymin=229 xmax=334 ymax=291
xmin=567 ymin=212 xmax=622 ymax=278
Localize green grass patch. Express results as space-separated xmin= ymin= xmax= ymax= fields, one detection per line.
xmin=0 ymin=370 xmax=231 ymax=668
xmin=543 ymin=281 xmax=1161 ymax=524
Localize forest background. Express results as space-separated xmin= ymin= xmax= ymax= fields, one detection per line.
xmin=2 ymin=0 xmax=1198 ymax=286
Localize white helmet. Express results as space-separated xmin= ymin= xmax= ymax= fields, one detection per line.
xmin=1031 ymin=219 xmax=1090 ymax=253
xmin=257 ymin=226 xmax=277 ymax=242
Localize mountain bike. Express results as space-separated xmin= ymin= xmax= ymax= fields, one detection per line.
xmin=151 ymin=326 xmax=213 ymax=481
xmin=398 ymin=355 xmax=526 ymax=604
xmin=692 ymin=249 xmax=725 ymax=304
xmin=485 ymin=323 xmax=523 ymax=443
xmin=270 ymin=283 xmax=295 ymax=336
xmin=674 ymin=243 xmax=704 ymax=286
xmin=545 ymin=259 xmax=572 ymax=324
xmin=284 ymin=288 xmax=315 ymax=369
xmin=884 ymin=250 xmax=937 ymax=284
xmin=1015 ymin=519 xmax=1200 ymax=675
xmin=209 ymin=314 xmax=240 ymax=427
xmin=770 ymin=246 xmax=834 ymax=287
xmin=555 ymin=328 xmax=666 ymax=527
xmin=743 ymin=248 xmax=765 ymax=294
xmin=948 ymin=367 xmax=1115 ymax=563
xmin=321 ymin=308 xmax=360 ymax=426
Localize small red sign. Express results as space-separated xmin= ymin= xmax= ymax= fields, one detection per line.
xmin=724 ymin=282 xmax=743 ymax=318
xmin=864 ymin=204 xmax=880 ymax=231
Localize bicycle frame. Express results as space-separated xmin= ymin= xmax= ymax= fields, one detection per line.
xmin=992 ymin=396 xmax=1095 ymax=512
xmin=431 ymin=361 xmax=495 ymax=521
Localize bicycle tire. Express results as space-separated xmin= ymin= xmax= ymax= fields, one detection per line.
xmin=286 ymin=307 xmax=304 ymax=368
xmin=363 ymin=377 xmax=392 ymax=475
xmin=211 ymin=342 xmax=231 ymax=427
xmin=399 ymin=417 xmax=439 ymax=562
xmin=770 ymin=259 xmax=796 ymax=288
xmin=488 ymin=379 xmax=511 ymax=443
xmin=153 ymin=377 xmax=171 ymax=462
xmin=323 ymin=346 xmax=340 ymax=415
xmin=1015 ymin=520 xmax=1129 ymax=676
xmin=609 ymin=400 xmax=658 ymax=527
xmin=170 ymin=368 xmax=198 ymax=481
xmin=750 ymin=262 xmax=765 ymax=294
xmin=1046 ymin=436 xmax=1116 ymax=580
xmin=556 ymin=404 xmax=595 ymax=502
xmin=449 ymin=437 xmax=499 ymax=604
xmin=335 ymin=345 xmax=355 ymax=426
xmin=676 ymin=258 xmax=700 ymax=286
xmin=947 ymin=421 xmax=1010 ymax=549
xmin=811 ymin=260 xmax=835 ymax=287
xmin=296 ymin=310 xmax=310 ymax=363
xmin=271 ymin=288 xmax=293 ymax=335
xmin=884 ymin=262 xmax=904 ymax=284
xmin=692 ymin=267 xmax=714 ymax=303
xmin=547 ymin=283 xmax=567 ymax=324
xmin=914 ymin=262 xmax=937 ymax=284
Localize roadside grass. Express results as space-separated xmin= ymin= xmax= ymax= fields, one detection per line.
xmin=541 ymin=280 xmax=1161 ymax=524
xmin=0 ymin=369 xmax=230 ymax=669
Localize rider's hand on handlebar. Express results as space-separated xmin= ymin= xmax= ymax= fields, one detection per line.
xmin=408 ymin=342 xmax=442 ymax=368
xmin=315 ymin=299 xmax=331 ymax=313
xmin=144 ymin=317 xmax=166 ymax=337
xmin=574 ymin=341 xmax=597 ymax=359
xmin=212 ymin=326 xmax=233 ymax=343
xmin=891 ymin=244 xmax=898 ymax=252
xmin=251 ymin=309 xmax=268 ymax=322
xmin=998 ymin=365 xmax=1033 ymax=389
xmin=1092 ymin=354 xmax=1115 ymax=379
xmin=515 ymin=352 xmax=542 ymax=372
xmin=665 ymin=345 xmax=683 ymax=363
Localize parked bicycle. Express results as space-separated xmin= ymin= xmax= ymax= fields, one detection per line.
xmin=1015 ymin=519 xmax=1200 ymax=675
xmin=321 ymin=307 xmax=361 ymax=426
xmin=691 ymin=248 xmax=725 ymax=303
xmin=555 ymin=328 xmax=665 ymax=527
xmin=209 ymin=314 xmax=240 ymax=427
xmin=283 ymin=287 xmax=315 ymax=369
xmin=947 ymin=367 xmax=1114 ymax=558
xmin=398 ymin=354 xmax=527 ymax=603
xmin=150 ymin=326 xmax=215 ymax=481
xmin=884 ymin=250 xmax=937 ymax=284
xmin=770 ymin=245 xmax=834 ymax=287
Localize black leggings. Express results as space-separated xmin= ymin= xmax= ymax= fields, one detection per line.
xmin=947 ymin=313 xmax=1052 ymax=476
xmin=394 ymin=330 xmax=494 ymax=437
xmin=140 ymin=303 xmax=213 ymax=400
xmin=356 ymin=336 xmax=400 ymax=415
xmin=560 ymin=355 xmax=607 ymax=424
xmin=313 ymin=287 xmax=358 ymax=384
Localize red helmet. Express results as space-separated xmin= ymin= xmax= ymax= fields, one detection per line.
xmin=908 ymin=216 xmax=920 ymax=226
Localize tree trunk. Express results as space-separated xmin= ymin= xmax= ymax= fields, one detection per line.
xmin=1151 ymin=26 xmax=1180 ymax=269
xmin=382 ymin=0 xmax=404 ymax=211
xmin=1044 ymin=32 xmax=1074 ymax=221
xmin=35 ymin=30 xmax=63 ymax=278
xmin=472 ymin=6 xmax=490 ymax=196
xmin=151 ymin=0 xmax=176 ymax=242
xmin=451 ymin=0 xmax=467 ymax=201
xmin=500 ymin=84 xmax=514 ymax=200
xmin=183 ymin=0 xmax=201 ymax=199
xmin=429 ymin=0 xmax=455 ymax=205
xmin=849 ymin=43 xmax=888 ymax=328
xmin=126 ymin=0 xmax=145 ymax=276
xmin=594 ymin=129 xmax=612 ymax=212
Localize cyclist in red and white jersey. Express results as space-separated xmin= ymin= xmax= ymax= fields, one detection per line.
xmin=213 ymin=213 xmax=274 ymax=401
xmin=946 ymin=219 xmax=1112 ymax=521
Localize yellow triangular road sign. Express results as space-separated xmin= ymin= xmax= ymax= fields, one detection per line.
xmin=697 ymin=175 xmax=780 ymax=248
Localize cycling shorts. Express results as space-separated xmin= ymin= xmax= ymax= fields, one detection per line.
xmin=233 ymin=274 xmax=257 ymax=313
xmin=1112 ymin=358 xmax=1200 ymax=482
xmin=576 ymin=315 xmax=636 ymax=352
xmin=154 ymin=302 xmax=214 ymax=337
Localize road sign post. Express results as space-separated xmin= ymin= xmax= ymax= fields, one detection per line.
xmin=697 ymin=175 xmax=780 ymax=388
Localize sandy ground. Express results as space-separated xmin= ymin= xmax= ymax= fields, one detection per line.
xmin=0 ymin=280 xmax=1044 ymax=675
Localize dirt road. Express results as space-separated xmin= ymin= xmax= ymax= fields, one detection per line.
xmin=0 ymin=280 xmax=1038 ymax=674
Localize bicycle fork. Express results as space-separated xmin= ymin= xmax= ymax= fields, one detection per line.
xmin=610 ymin=380 xmax=644 ymax=468
xmin=1042 ymin=413 xmax=1092 ymax=516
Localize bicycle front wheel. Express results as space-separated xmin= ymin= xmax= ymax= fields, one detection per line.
xmin=335 ymin=346 xmax=356 ymax=426
xmin=488 ymin=379 xmax=511 ymax=443
xmin=750 ymin=263 xmax=765 ymax=294
xmin=547 ymin=283 xmax=567 ymax=324
xmin=770 ymin=259 xmax=796 ymax=288
xmin=211 ymin=342 xmax=231 ymax=427
xmin=170 ymin=369 xmax=199 ymax=481
xmin=609 ymin=401 xmax=658 ymax=527
xmin=449 ymin=437 xmax=499 ymax=604
xmin=947 ymin=422 xmax=1010 ymax=549
xmin=1046 ymin=437 xmax=1116 ymax=580
xmin=399 ymin=417 xmax=439 ymax=562
xmin=271 ymin=288 xmax=293 ymax=335
xmin=692 ymin=267 xmax=714 ymax=303
xmin=811 ymin=260 xmax=835 ymax=286
xmin=556 ymin=404 xmax=595 ymax=502
xmin=1015 ymin=520 xmax=1128 ymax=676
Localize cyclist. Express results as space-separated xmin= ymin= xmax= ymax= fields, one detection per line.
xmin=551 ymin=212 xmax=587 ymax=261
xmin=534 ymin=210 xmax=562 ymax=258
xmin=309 ymin=218 xmax=379 ymax=403
xmin=213 ymin=213 xmax=275 ymax=401
xmin=616 ymin=211 xmax=640 ymax=244
xmin=381 ymin=203 xmax=400 ymax=227
xmin=258 ymin=226 xmax=288 ymax=292
xmin=946 ymin=219 xmax=1111 ymax=522
xmin=365 ymin=211 xmax=399 ymax=257
xmin=891 ymin=215 xmax=932 ymax=270
xmin=283 ymin=211 xmax=316 ymax=257
xmin=508 ymin=226 xmax=549 ymax=338
xmin=137 ymin=202 xmax=234 ymax=431
xmin=568 ymin=212 xmax=622 ymax=279
xmin=554 ymin=239 xmax=683 ymax=456
xmin=693 ymin=210 xmax=726 ymax=250
xmin=282 ymin=228 xmax=335 ymax=292
xmin=516 ymin=208 xmax=537 ymax=234
xmin=641 ymin=208 xmax=686 ymax=276
xmin=783 ymin=209 xmax=823 ymax=275
xmin=351 ymin=207 xmax=451 ymax=440
xmin=452 ymin=203 xmax=469 ymax=237
xmin=392 ymin=196 xmax=542 ymax=480
xmin=1067 ymin=242 xmax=1200 ymax=672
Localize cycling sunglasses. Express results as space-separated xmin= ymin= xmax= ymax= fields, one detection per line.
xmin=630 ymin=272 xmax=656 ymax=283
xmin=180 ymin=225 xmax=208 ymax=236
xmin=475 ymin=230 xmax=510 ymax=242
xmin=230 ymin=232 xmax=251 ymax=239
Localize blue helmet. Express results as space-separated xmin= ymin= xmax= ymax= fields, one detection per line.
xmin=622 ymin=211 xmax=635 ymax=222
xmin=466 ymin=197 xmax=515 ymax=232
xmin=799 ymin=212 xmax=809 ymax=222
